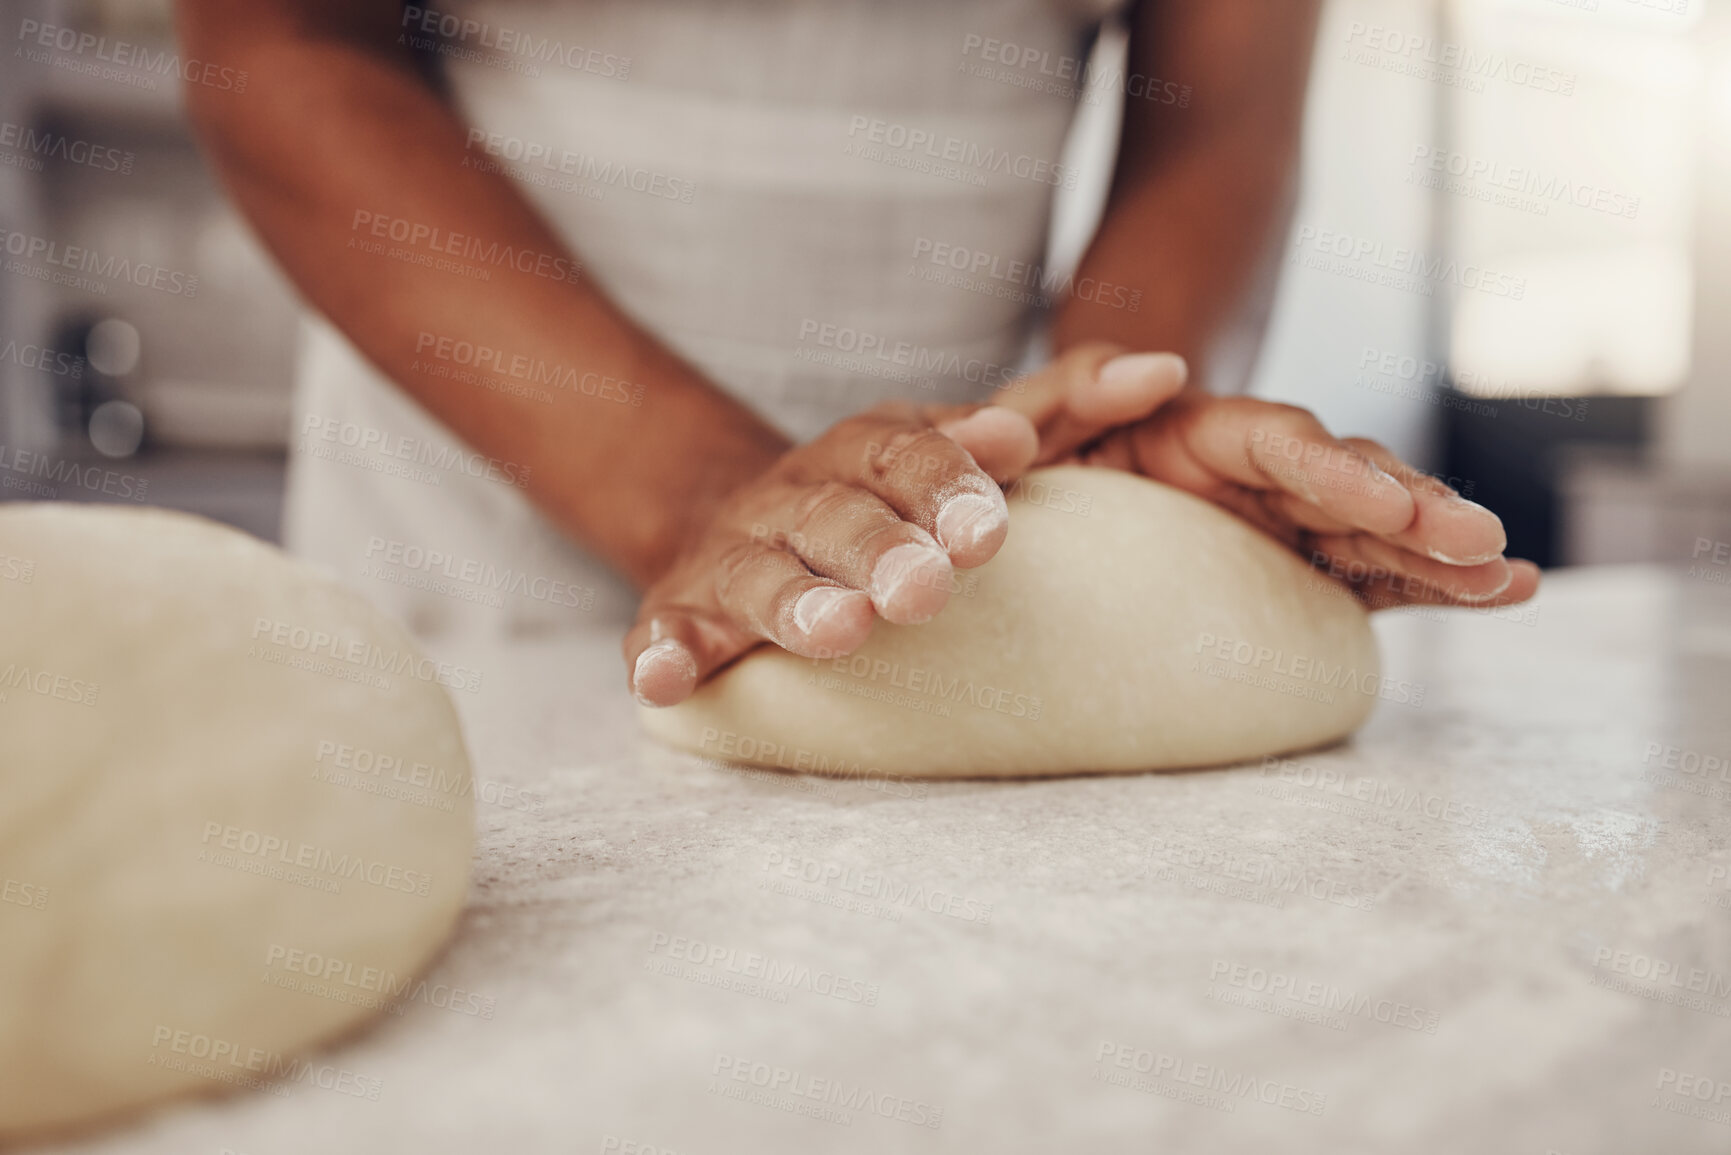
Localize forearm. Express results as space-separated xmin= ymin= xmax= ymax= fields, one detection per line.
xmin=1053 ymin=0 xmax=1320 ymax=384
xmin=176 ymin=2 xmax=787 ymax=587
xmin=1051 ymin=132 xmax=1300 ymax=375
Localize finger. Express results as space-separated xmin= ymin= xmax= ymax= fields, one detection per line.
xmin=1308 ymin=532 xmax=1515 ymax=605
xmin=713 ymin=540 xmax=877 ymax=656
xmin=995 ymin=344 xmax=1189 ymax=464
xmin=850 ymin=423 xmax=1011 ymax=569
xmin=623 ymin=610 xmax=743 ymax=707
xmin=1149 ymin=398 xmax=1416 ymax=535
xmin=1349 ymin=558 xmax=1542 ymax=612
xmin=774 ymin=480 xmax=957 ymax=624
xmin=1340 ymin=438 xmax=1507 ymax=566
xmin=932 ymin=406 xmax=1039 ymax=483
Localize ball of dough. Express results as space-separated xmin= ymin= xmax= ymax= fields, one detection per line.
xmin=641 ymin=466 xmax=1381 ymax=778
xmin=0 ymin=505 xmax=474 ymax=1139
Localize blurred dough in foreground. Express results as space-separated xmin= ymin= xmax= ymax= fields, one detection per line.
xmin=0 ymin=506 xmax=474 ymax=1139
xmin=642 ymin=465 xmax=1382 ymax=778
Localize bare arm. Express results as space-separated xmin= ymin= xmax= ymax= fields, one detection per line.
xmin=1002 ymin=1 xmax=1537 ymax=610
xmin=1053 ymin=0 xmax=1322 ymax=378
xmin=174 ymin=0 xmax=788 ymax=587
xmin=176 ymin=0 xmax=1052 ymax=703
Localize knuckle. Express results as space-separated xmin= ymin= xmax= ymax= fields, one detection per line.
xmin=791 ymin=482 xmax=857 ymax=541
xmin=865 ymin=427 xmax=957 ymax=485
xmin=713 ymin=542 xmax=767 ymax=603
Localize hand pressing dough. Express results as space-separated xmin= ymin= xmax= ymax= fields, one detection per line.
xmin=642 ymin=465 xmax=1382 ymax=778
xmin=0 ymin=505 xmax=474 ymax=1139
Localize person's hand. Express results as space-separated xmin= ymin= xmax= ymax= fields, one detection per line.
xmin=625 ymin=402 xmax=1040 ymax=706
xmin=992 ymin=343 xmax=1541 ymax=610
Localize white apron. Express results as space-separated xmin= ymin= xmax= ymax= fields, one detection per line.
xmin=284 ymin=0 xmax=1123 ymax=640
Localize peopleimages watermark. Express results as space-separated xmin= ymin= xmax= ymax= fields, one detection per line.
xmin=1353 ymin=345 xmax=1590 ymax=422
xmin=2 ymin=876 xmax=49 ymax=911
xmin=348 ymin=210 xmax=582 ymax=285
xmin=1143 ymin=834 xmax=1392 ymax=913
xmin=746 ymin=524 xmax=978 ymax=611
xmin=1306 ymin=551 xmax=1539 ymax=615
xmin=1290 ymin=225 xmax=1526 ymax=299
xmin=646 ymin=932 xmax=880 ymax=1008
xmin=1248 ymin=427 xmax=1394 ymax=502
xmin=299 ymin=414 xmax=532 ymax=490
xmin=263 ymin=942 xmax=496 ymax=1019
xmin=0 ymin=119 xmax=133 ymax=175
xmin=1689 ymin=538 xmax=1731 ymax=589
xmin=0 ymin=553 xmax=33 ymax=584
xmin=1639 ymin=740 xmax=1731 ymax=802
xmin=794 ymin=317 xmax=1021 ymax=393
xmin=1704 ymin=863 xmax=1731 ymax=913
xmin=0 ymin=442 xmax=148 ymax=502
xmin=463 ymin=129 xmax=695 ymax=204
xmin=1192 ymin=631 xmax=1425 ymax=708
xmin=844 ymin=115 xmax=1079 ymax=190
xmin=1589 ymin=945 xmax=1731 ymax=1016
xmin=1 ymin=226 xmax=198 ymax=298
xmin=908 ymin=236 xmax=1141 ymax=314
xmin=708 ymin=1054 xmax=943 ymax=1129
xmin=399 ymin=6 xmax=629 ymax=80
xmin=0 ymin=336 xmax=84 ymax=380
xmin=412 ymin=331 xmax=643 ymax=406
xmin=600 ymin=1138 xmax=688 ymax=1155
xmin=1299 ymin=566 xmax=1540 ymax=626
xmin=197 ymin=821 xmax=435 ymax=897
xmin=697 ymin=727 xmax=928 ymax=798
xmin=1653 ymin=1067 xmax=1731 ymax=1128
xmin=761 ymin=848 xmax=994 ymax=924
xmin=1093 ymin=1041 xmax=1328 ymax=1116
xmin=15 ymin=19 xmax=248 ymax=94
xmin=1206 ymin=958 xmax=1441 ymax=1035
xmin=1257 ymin=755 xmax=1491 ymax=829
xmin=958 ymin=34 xmax=1191 ymax=108
xmin=1341 ymin=21 xmax=1576 ymax=96
xmin=1407 ymin=145 xmax=1639 ymax=220
xmin=699 ymin=753 xmax=930 ymax=805
xmin=311 ymin=738 xmax=544 ymax=815
xmin=0 ymin=662 xmax=100 ymax=708
xmin=147 ymin=1026 xmax=380 ymax=1100
xmin=805 ymin=653 xmax=1043 ymax=722
xmin=361 ymin=535 xmax=597 ymax=612
xmin=246 ymin=616 xmax=484 ymax=694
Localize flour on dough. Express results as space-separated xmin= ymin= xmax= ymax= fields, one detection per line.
xmin=642 ymin=465 xmax=1380 ymax=778
xmin=0 ymin=505 xmax=474 ymax=1138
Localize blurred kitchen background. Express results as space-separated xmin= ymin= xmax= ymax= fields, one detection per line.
xmin=1 ymin=0 xmax=1728 ymax=566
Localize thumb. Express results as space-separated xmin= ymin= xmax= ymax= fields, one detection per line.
xmin=995 ymin=343 xmax=1189 ymax=465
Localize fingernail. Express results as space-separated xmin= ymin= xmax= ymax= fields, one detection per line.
xmin=870 ymin=542 xmax=951 ymax=622
xmin=793 ymin=585 xmax=854 ymax=635
xmin=1366 ymin=463 xmax=1404 ymax=490
xmin=935 ymin=492 xmax=1006 ymax=554
xmin=1098 ymin=352 xmax=1186 ymax=392
xmin=632 ymin=639 xmax=696 ymax=706
xmin=1427 ymin=546 xmax=1505 ymax=567
xmin=1436 ymin=495 xmax=1508 ymax=562
xmin=1454 ymin=558 xmax=1514 ymax=603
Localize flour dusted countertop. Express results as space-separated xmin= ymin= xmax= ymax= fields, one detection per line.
xmin=29 ymin=566 xmax=1731 ymax=1155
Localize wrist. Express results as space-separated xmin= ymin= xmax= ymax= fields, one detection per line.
xmin=628 ymin=423 xmax=787 ymax=589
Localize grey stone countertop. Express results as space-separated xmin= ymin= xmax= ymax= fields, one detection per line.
xmin=29 ymin=564 xmax=1731 ymax=1155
